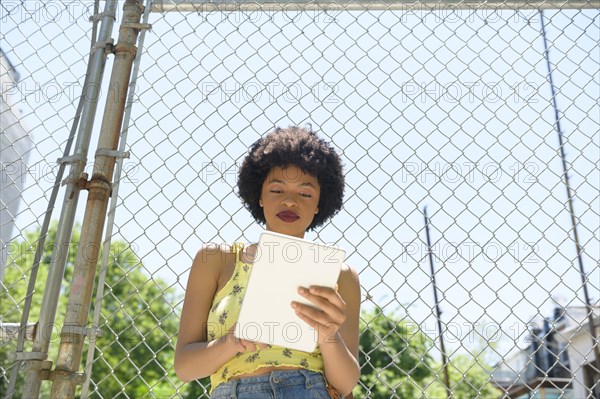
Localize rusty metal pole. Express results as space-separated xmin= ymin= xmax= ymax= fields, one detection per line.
xmin=16 ymin=2 xmax=119 ymax=398
xmin=49 ymin=1 xmax=145 ymax=397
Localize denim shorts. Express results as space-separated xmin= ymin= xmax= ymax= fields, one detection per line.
xmin=210 ymin=369 xmax=331 ymax=399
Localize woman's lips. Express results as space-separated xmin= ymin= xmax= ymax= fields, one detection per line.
xmin=277 ymin=210 xmax=300 ymax=222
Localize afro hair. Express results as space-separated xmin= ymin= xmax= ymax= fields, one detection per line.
xmin=237 ymin=126 xmax=345 ymax=231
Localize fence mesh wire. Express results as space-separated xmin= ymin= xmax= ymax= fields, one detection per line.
xmin=1 ymin=1 xmax=599 ymax=398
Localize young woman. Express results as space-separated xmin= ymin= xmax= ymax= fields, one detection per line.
xmin=174 ymin=126 xmax=361 ymax=398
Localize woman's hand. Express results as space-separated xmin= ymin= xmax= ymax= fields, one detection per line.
xmin=223 ymin=325 xmax=269 ymax=354
xmin=291 ymin=268 xmax=361 ymax=396
xmin=291 ymin=285 xmax=347 ymax=345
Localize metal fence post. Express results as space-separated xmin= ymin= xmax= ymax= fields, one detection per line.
xmin=49 ymin=1 xmax=145 ymax=397
xmin=17 ymin=2 xmax=119 ymax=398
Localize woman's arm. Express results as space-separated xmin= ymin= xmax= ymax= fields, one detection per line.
xmin=173 ymin=245 xmax=260 ymax=382
xmin=293 ymin=265 xmax=361 ymax=396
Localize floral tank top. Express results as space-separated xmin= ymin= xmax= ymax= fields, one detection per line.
xmin=206 ymin=243 xmax=324 ymax=391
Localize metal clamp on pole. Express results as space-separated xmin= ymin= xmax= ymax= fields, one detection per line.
xmin=95 ymin=149 xmax=130 ymax=159
xmin=120 ymin=22 xmax=152 ymax=31
xmin=92 ymin=38 xmax=115 ymax=54
xmin=57 ymin=154 xmax=86 ymax=165
xmin=48 ymin=369 xmax=85 ymax=385
xmin=0 ymin=322 xmax=37 ymax=341
xmin=57 ymin=154 xmax=88 ymax=186
xmin=12 ymin=351 xmax=47 ymax=361
xmin=12 ymin=353 xmax=53 ymax=382
xmin=62 ymin=326 xmax=104 ymax=339
xmin=59 ymin=172 xmax=88 ymax=187
xmin=81 ymin=327 xmax=104 ymax=338
xmin=88 ymin=10 xmax=117 ymax=23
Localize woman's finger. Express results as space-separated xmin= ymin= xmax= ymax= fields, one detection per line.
xmin=294 ymin=309 xmax=340 ymax=344
xmin=226 ymin=325 xmax=262 ymax=353
xmin=299 ymin=286 xmax=346 ymax=311
xmin=297 ymin=289 xmax=346 ymax=322
xmin=255 ymin=342 xmax=270 ymax=350
xmin=293 ymin=301 xmax=344 ymax=326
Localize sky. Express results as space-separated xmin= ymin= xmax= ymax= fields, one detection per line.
xmin=1 ymin=1 xmax=599 ymax=360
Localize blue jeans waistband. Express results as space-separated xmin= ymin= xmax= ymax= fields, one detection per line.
xmin=211 ymin=369 xmax=328 ymax=398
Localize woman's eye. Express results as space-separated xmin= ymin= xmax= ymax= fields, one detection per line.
xmin=299 ymin=193 xmax=312 ymax=198
xmin=270 ymin=189 xmax=282 ymax=193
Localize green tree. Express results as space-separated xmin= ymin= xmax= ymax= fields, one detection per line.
xmin=87 ymin=236 xmax=180 ymax=398
xmin=424 ymin=354 xmax=500 ymax=398
xmin=181 ymin=375 xmax=212 ymax=399
xmin=1 ymin=224 xmax=76 ymax=398
xmin=355 ymin=308 xmax=501 ymax=399
xmin=354 ymin=307 xmax=435 ymax=398
xmin=0 ymin=223 xmax=182 ymax=398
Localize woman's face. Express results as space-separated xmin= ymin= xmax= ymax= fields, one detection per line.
xmin=259 ymin=165 xmax=321 ymax=238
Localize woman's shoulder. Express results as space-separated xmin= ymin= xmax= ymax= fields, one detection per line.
xmin=192 ymin=242 xmax=238 ymax=270
xmin=340 ymin=263 xmax=359 ymax=280
xmin=338 ymin=263 xmax=360 ymax=293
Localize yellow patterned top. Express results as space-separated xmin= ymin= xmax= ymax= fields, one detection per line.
xmin=207 ymin=243 xmax=324 ymax=391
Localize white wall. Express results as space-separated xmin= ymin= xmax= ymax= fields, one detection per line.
xmin=556 ymin=315 xmax=600 ymax=399
xmin=0 ymin=49 xmax=33 ymax=284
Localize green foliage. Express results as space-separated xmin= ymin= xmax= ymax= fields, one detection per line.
xmin=0 ymin=223 xmax=76 ymax=398
xmin=0 ymin=223 xmax=183 ymax=398
xmin=86 ymin=238 xmax=180 ymax=398
xmin=424 ymin=355 xmax=500 ymax=399
xmin=181 ymin=377 xmax=212 ymax=399
xmin=355 ymin=308 xmax=501 ymax=399
xmin=354 ymin=307 xmax=434 ymax=398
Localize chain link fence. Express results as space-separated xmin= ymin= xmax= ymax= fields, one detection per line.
xmin=1 ymin=0 xmax=599 ymax=398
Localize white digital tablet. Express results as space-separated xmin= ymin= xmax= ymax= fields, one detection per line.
xmin=234 ymin=230 xmax=345 ymax=353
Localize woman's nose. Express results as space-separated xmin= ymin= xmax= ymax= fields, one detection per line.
xmin=281 ymin=195 xmax=297 ymax=207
